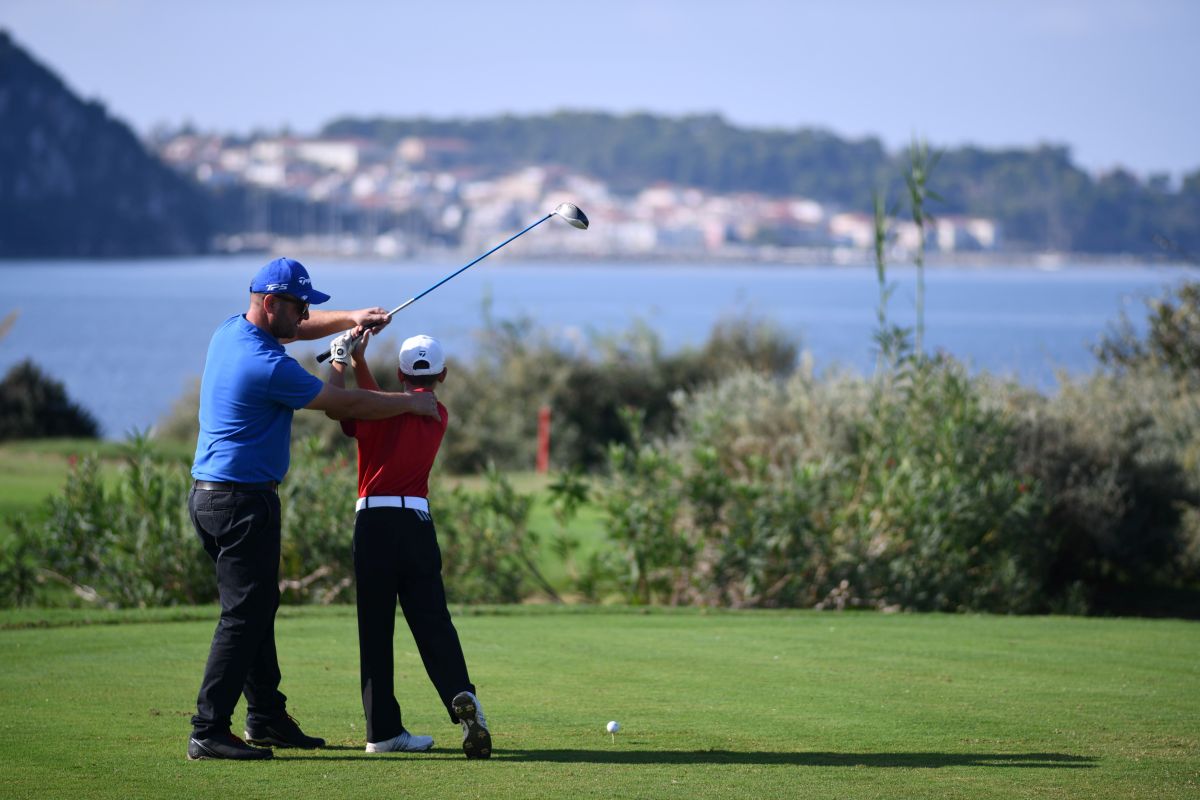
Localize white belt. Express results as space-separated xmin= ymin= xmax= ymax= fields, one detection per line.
xmin=355 ymin=495 xmax=431 ymax=520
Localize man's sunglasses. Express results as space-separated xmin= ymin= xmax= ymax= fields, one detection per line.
xmin=276 ymin=294 xmax=309 ymax=315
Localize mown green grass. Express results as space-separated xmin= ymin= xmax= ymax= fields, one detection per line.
xmin=1 ymin=606 xmax=1196 ymax=799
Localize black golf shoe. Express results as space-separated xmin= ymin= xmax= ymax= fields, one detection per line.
xmin=451 ymin=691 xmax=491 ymax=759
xmin=244 ymin=713 xmax=326 ymax=749
xmin=187 ymin=730 xmax=274 ymax=760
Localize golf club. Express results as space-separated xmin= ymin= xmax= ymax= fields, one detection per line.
xmin=316 ymin=202 xmax=589 ymax=363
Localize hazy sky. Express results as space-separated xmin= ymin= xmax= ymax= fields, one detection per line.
xmin=3 ymin=0 xmax=1196 ymax=176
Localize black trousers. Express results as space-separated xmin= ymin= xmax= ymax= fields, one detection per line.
xmin=188 ymin=487 xmax=287 ymax=738
xmin=354 ymin=506 xmax=474 ymax=743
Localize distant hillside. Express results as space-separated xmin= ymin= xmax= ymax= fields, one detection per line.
xmin=0 ymin=31 xmax=212 ymax=257
xmin=3 ymin=26 xmax=1196 ymax=259
xmin=324 ymin=112 xmax=1200 ymax=256
xmin=326 ymin=112 xmax=891 ymax=205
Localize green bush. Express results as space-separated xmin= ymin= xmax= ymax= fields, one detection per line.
xmin=591 ymin=354 xmax=1197 ymax=614
xmin=601 ymin=409 xmax=688 ymax=604
xmin=1097 ymin=280 xmax=1200 ymax=384
xmin=1012 ymin=371 xmax=1200 ymax=611
xmin=0 ymin=359 xmax=100 ymax=440
xmin=629 ymin=364 xmax=856 ymax=608
xmin=0 ymin=526 xmax=43 ymax=607
xmin=12 ymin=283 xmax=1199 ymax=615
xmin=0 ymin=436 xmax=551 ymax=608
xmin=275 ymin=438 xmax=359 ymax=604
xmin=435 ymin=467 xmax=560 ymax=603
xmin=837 ymin=361 xmax=1044 ymax=612
xmin=5 ymin=438 xmax=210 ymax=607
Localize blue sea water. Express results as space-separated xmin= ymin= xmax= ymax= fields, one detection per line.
xmin=0 ymin=256 xmax=1195 ymax=438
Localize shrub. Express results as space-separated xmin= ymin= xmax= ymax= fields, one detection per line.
xmin=275 ymin=438 xmax=359 ymax=603
xmin=6 ymin=437 xmax=211 ymax=607
xmin=1011 ymin=370 xmax=1200 ymax=611
xmin=0 ymin=436 xmax=551 ymax=608
xmin=838 ymin=360 xmax=1044 ymax=612
xmin=591 ymin=354 xmax=1197 ymax=614
xmin=601 ymin=409 xmax=688 ymax=604
xmin=1097 ymin=279 xmax=1200 ymax=384
xmin=0 ymin=526 xmax=43 ymax=607
xmin=581 ymin=302 xmax=1199 ymax=614
xmin=435 ymin=466 xmax=560 ymax=603
xmin=0 ymin=359 xmax=100 ymax=440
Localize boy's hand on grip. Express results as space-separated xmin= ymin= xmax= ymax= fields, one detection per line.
xmin=329 ymin=332 xmax=353 ymax=366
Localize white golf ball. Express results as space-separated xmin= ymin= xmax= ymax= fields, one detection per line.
xmin=606 ymin=720 xmax=620 ymax=734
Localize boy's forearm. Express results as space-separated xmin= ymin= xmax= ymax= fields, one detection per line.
xmin=353 ymin=358 xmax=380 ymax=391
xmin=328 ymin=362 xmax=346 ymax=389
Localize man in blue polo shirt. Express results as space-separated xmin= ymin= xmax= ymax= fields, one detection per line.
xmin=187 ymin=257 xmax=439 ymax=762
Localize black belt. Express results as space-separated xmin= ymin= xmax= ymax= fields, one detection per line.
xmin=193 ymin=480 xmax=279 ymax=492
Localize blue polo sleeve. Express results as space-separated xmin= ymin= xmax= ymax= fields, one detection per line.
xmin=268 ymin=355 xmax=324 ymax=410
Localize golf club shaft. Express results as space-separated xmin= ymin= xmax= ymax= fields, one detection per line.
xmin=316 ymin=212 xmax=553 ymax=363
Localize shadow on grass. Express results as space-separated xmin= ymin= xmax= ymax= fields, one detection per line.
xmin=283 ymin=749 xmax=1096 ymax=768
xmin=499 ymin=750 xmax=1097 ymax=768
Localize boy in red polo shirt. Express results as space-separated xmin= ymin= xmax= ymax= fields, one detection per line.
xmin=327 ymin=330 xmax=491 ymax=759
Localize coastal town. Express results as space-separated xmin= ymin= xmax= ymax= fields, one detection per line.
xmin=153 ymin=130 xmax=1001 ymax=262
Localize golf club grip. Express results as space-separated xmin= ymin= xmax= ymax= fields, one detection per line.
xmin=314 ymin=320 xmax=385 ymax=364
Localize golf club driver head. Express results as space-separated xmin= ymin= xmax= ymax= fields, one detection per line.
xmin=553 ymin=202 xmax=589 ymax=230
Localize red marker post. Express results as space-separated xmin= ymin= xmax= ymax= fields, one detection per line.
xmin=536 ymin=405 xmax=551 ymax=474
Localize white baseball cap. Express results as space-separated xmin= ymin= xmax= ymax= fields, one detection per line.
xmin=398 ymin=334 xmax=445 ymax=375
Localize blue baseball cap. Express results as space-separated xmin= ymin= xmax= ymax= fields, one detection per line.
xmin=249 ymin=257 xmax=331 ymax=304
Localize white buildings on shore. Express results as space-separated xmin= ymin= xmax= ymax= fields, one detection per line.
xmin=155 ymin=131 xmax=1001 ymax=260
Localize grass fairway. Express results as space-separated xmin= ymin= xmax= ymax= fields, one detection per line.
xmin=1 ymin=608 xmax=1197 ymax=799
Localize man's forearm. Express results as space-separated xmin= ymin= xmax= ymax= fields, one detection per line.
xmin=328 ymin=389 xmax=429 ymax=420
xmin=296 ymin=310 xmax=359 ymax=340
xmin=307 ymin=378 xmax=436 ymax=419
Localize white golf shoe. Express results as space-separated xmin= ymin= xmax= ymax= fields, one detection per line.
xmin=451 ymin=691 xmax=492 ymax=759
xmin=365 ymin=730 xmax=434 ymax=753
